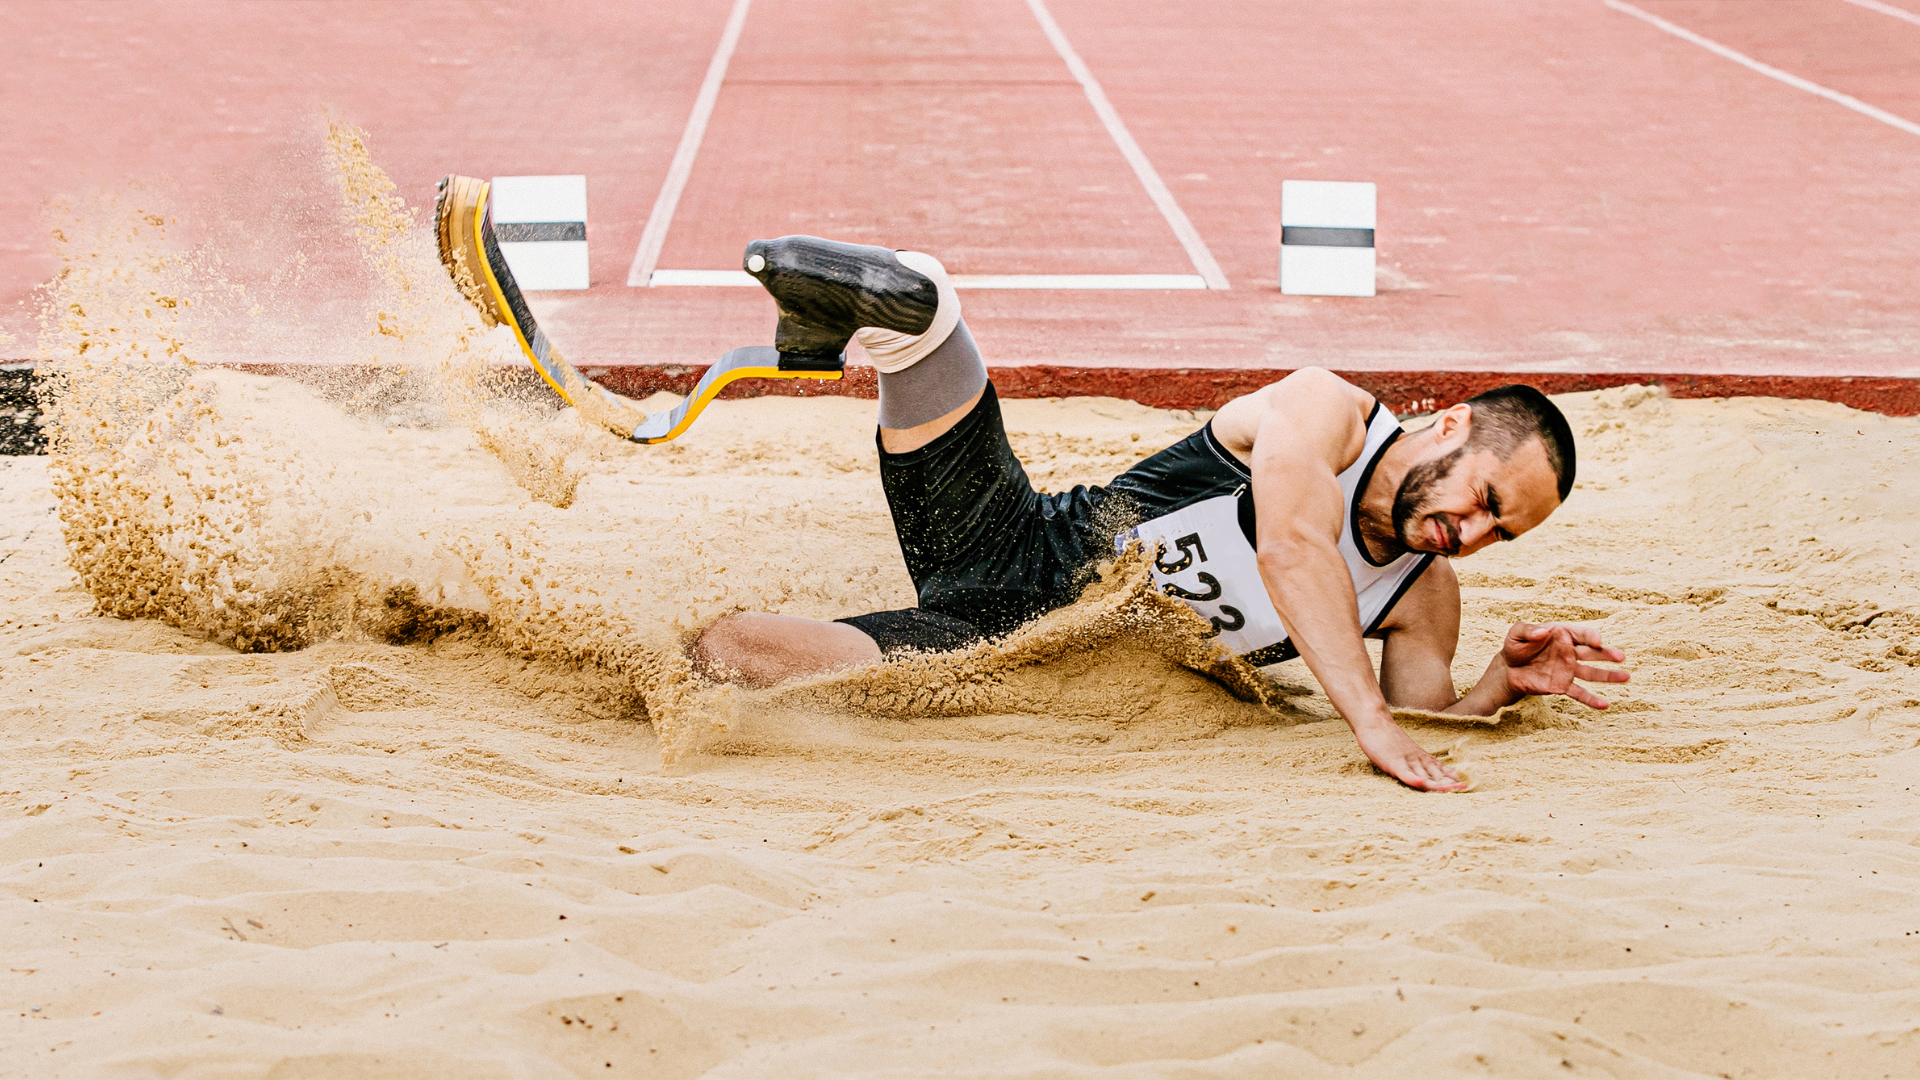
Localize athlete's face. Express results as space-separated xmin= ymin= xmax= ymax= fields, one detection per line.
xmin=1392 ymin=435 xmax=1560 ymax=558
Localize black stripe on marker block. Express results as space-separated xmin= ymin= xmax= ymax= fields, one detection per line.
xmin=1281 ymin=226 xmax=1374 ymax=249
xmin=493 ymin=221 xmax=587 ymax=243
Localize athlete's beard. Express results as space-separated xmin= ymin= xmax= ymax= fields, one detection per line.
xmin=1392 ymin=447 xmax=1466 ymax=556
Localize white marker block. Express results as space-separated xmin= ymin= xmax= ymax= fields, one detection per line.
xmin=1279 ymin=180 xmax=1376 ymax=297
xmin=490 ymin=175 xmax=589 ymax=291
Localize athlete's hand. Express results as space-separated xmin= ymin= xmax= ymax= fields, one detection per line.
xmin=1351 ymin=718 xmax=1467 ymax=792
xmin=1500 ymin=622 xmax=1629 ymax=709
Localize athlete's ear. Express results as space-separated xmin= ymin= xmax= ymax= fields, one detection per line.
xmin=1430 ymin=403 xmax=1474 ymax=447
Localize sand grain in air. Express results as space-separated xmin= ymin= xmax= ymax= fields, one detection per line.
xmin=4 ymin=125 xmax=1918 ymax=1077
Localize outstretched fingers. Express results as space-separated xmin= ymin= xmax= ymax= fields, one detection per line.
xmin=1356 ymin=722 xmax=1468 ymax=792
xmin=1558 ymin=623 xmax=1610 ymax=647
xmin=1574 ymin=661 xmax=1631 ymax=684
xmin=1530 ymin=623 xmax=1625 ymax=656
xmin=1563 ymin=682 xmax=1613 ymax=710
xmin=1396 ymin=750 xmax=1467 ymax=793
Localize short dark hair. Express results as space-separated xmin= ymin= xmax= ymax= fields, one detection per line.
xmin=1463 ymin=385 xmax=1576 ymax=501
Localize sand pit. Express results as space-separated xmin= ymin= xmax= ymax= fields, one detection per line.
xmin=6 ymin=133 xmax=1920 ymax=1076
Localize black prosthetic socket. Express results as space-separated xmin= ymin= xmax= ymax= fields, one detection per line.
xmin=743 ymin=236 xmax=940 ymax=371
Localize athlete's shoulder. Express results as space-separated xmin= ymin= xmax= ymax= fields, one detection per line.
xmin=1211 ymin=368 xmax=1377 ymax=461
xmin=1231 ymin=368 xmax=1376 ymax=421
xmin=1268 ymin=367 xmax=1375 ymax=408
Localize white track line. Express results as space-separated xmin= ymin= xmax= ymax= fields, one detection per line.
xmin=956 ymin=273 xmax=1204 ymax=289
xmin=626 ymin=0 xmax=754 ymax=287
xmin=648 ymin=270 xmax=759 ymax=286
xmin=1608 ymin=0 xmax=1920 ymax=139
xmin=1841 ymin=0 xmax=1920 ymax=28
xmin=1023 ymin=0 xmax=1230 ymax=290
xmin=649 ymin=270 xmax=1207 ymax=289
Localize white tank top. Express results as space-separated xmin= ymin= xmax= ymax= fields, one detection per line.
xmin=1114 ymin=404 xmax=1434 ymax=667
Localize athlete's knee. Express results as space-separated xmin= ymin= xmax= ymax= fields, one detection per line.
xmin=690 ymin=612 xmax=762 ymax=682
xmin=691 ymin=611 xmax=882 ymax=686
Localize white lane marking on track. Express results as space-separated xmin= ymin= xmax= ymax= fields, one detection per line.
xmin=651 ymin=270 xmax=761 ymax=286
xmin=649 ymin=270 xmax=1208 ymax=289
xmin=1840 ymin=0 xmax=1920 ymax=28
xmin=953 ymin=273 xmax=1205 ymax=290
xmin=627 ymin=0 xmax=755 ymax=287
xmin=1023 ymin=0 xmax=1231 ymax=291
xmin=1608 ymin=0 xmax=1920 ymax=139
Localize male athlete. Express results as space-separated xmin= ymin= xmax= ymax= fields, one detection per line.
xmin=692 ymin=237 xmax=1629 ymax=792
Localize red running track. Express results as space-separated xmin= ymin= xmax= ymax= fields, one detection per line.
xmin=4 ymin=0 xmax=1918 ymax=411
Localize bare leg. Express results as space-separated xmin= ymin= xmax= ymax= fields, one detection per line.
xmin=693 ymin=374 xmax=977 ymax=683
xmin=694 ymin=246 xmax=990 ymax=685
xmin=692 ymin=360 xmax=980 ymax=684
xmin=692 ymin=612 xmax=883 ymax=687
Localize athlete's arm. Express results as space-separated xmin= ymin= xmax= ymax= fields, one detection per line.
xmin=1374 ymin=557 xmax=1464 ymax=711
xmin=1221 ymin=369 xmax=1464 ymax=793
xmin=1376 ymin=559 xmax=1630 ymax=714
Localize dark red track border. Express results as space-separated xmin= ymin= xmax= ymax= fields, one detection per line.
xmin=7 ymin=362 xmax=1911 ymax=457
xmin=574 ymin=364 xmax=1920 ymax=417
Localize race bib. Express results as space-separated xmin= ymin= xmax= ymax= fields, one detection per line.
xmin=1115 ymin=494 xmax=1290 ymax=656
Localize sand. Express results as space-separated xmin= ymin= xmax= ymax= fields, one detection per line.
xmin=6 ymin=132 xmax=1920 ymax=1077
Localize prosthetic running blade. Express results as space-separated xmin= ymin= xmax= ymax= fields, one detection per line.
xmin=433 ymin=174 xmax=841 ymax=444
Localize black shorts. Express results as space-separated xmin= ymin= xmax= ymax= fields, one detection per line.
xmin=838 ymin=384 xmax=1113 ymax=656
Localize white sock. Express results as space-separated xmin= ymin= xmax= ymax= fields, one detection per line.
xmin=853 ymin=250 xmax=961 ymax=374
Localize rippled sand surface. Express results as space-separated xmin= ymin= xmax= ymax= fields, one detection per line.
xmin=5 ymin=379 xmax=1920 ymax=1077
xmin=5 ymin=124 xmax=1919 ymax=1077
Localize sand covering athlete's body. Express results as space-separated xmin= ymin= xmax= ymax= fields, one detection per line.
xmin=679 ymin=237 xmax=1629 ymax=793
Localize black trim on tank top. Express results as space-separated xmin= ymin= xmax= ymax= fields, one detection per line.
xmin=1365 ymin=554 xmax=1437 ymax=635
xmin=1201 ymin=421 xmax=1252 ymax=480
xmin=1350 ymin=404 xmax=1401 ymax=568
